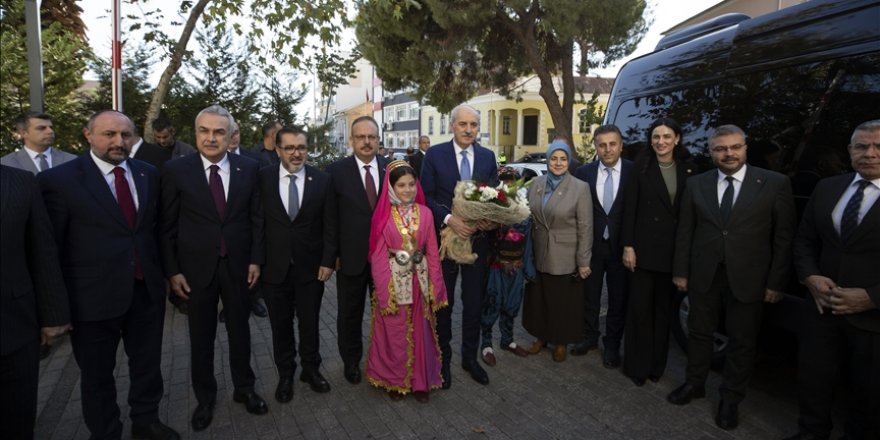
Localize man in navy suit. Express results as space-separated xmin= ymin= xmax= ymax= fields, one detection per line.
xmin=160 ymin=105 xmax=267 ymax=431
xmin=421 ymin=104 xmax=498 ymax=387
xmin=325 ymin=116 xmax=387 ymax=385
xmin=260 ymin=126 xmax=336 ymax=402
xmin=39 ymin=110 xmax=177 ymax=439
xmin=784 ymin=120 xmax=880 ymax=440
xmin=572 ymin=125 xmax=633 ymax=367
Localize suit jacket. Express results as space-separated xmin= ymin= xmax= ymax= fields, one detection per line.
xmin=674 ymin=165 xmax=796 ymax=302
xmin=527 ymin=173 xmax=593 ymax=275
xmin=134 ymin=141 xmax=172 ymax=169
xmin=171 ymin=140 xmax=196 ymax=158
xmin=260 ymin=164 xmax=336 ymax=284
xmin=1 ymin=147 xmax=77 ymax=175
xmin=574 ymin=159 xmax=633 ymax=256
xmin=0 ymin=166 xmax=70 ymax=355
xmin=38 ymin=155 xmax=165 ymax=321
xmin=160 ymin=153 xmax=264 ymax=288
xmin=325 ymin=155 xmax=387 ymax=276
xmin=421 ymin=140 xmax=499 ymax=232
xmin=622 ymin=158 xmax=696 ymax=273
xmin=409 ymin=150 xmax=425 ymax=177
xmin=793 ymin=173 xmax=880 ymax=332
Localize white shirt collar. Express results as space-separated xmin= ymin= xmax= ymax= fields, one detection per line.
xmin=201 ymin=153 xmax=229 ymax=172
xmin=600 ymin=159 xmax=622 ymax=173
xmin=356 ymin=155 xmax=378 ymax=169
xmin=278 ymin=163 xmax=305 ymax=179
xmin=90 ymin=150 xmax=130 ymax=176
xmin=453 ymin=141 xmax=473 ymax=154
xmin=851 ymin=173 xmax=880 ymax=189
xmin=24 ymin=145 xmax=52 ymax=160
xmin=718 ymin=164 xmax=747 ymax=182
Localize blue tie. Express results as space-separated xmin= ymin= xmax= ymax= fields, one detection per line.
xmin=460 ymin=150 xmax=471 ymax=181
xmin=602 ymin=167 xmax=614 ymax=239
xmin=288 ymin=174 xmax=299 ymax=221
xmin=36 ymin=153 xmax=49 ymax=172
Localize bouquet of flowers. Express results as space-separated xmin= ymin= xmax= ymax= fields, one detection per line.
xmin=439 ymin=179 xmax=531 ymax=264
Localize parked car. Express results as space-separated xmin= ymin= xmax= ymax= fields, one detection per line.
xmin=515 ymin=152 xmax=546 ymax=163
xmin=603 ymin=0 xmax=880 ymax=363
xmin=506 ymin=162 xmax=547 ymax=182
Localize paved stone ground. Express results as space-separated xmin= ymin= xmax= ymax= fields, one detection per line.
xmin=34 ymin=276 xmax=807 ymax=439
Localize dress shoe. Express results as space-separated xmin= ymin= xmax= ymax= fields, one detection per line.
xmin=666 ymin=383 xmax=706 ymax=405
xmin=629 ymin=376 xmax=646 ymax=387
xmin=251 ymin=298 xmax=268 ymax=318
xmin=275 ymin=377 xmax=294 ymax=403
xmin=441 ymin=365 xmax=451 ymax=389
xmin=528 ymin=339 xmax=546 ymax=355
xmin=233 ymin=390 xmax=268 ymax=415
xmin=413 ymin=391 xmax=429 ymax=403
xmin=300 ymin=371 xmax=331 ymax=393
xmin=190 ymin=401 xmax=215 ymax=431
xmin=648 ymin=375 xmax=661 ymax=383
xmin=501 ymin=343 xmax=529 ymax=357
xmin=602 ymin=349 xmax=621 ymax=369
xmin=569 ymin=341 xmax=598 ymax=356
xmin=461 ymin=360 xmax=490 ymax=385
xmin=344 ymin=365 xmax=362 ymax=384
xmin=481 ymin=348 xmax=497 ymax=366
xmin=131 ymin=421 xmax=180 ymax=440
xmin=218 ymin=309 xmax=225 ymax=323
xmin=388 ymin=390 xmax=404 ymax=401
xmin=781 ymin=432 xmax=821 ymax=440
xmin=715 ymin=399 xmax=739 ymax=430
xmin=553 ymin=344 xmax=567 ymax=362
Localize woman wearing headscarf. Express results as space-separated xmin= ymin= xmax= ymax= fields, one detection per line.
xmin=523 ymin=141 xmax=593 ymax=362
xmin=621 ymin=117 xmax=696 ymax=386
xmin=366 ymin=160 xmax=448 ymax=402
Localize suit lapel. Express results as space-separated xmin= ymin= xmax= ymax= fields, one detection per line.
xmin=224 ymin=155 xmax=245 ymax=222
xmin=80 ymin=156 xmax=130 ymax=229
xmin=349 ymin=156 xmax=373 ymax=214
xmin=268 ymin=168 xmax=290 ymax=224
xmin=587 ymin=162 xmax=607 ymax=220
xmin=728 ymin=167 xmax=766 ymax=225
xmin=0 ymin=171 xmax=10 ymax=220
xmin=648 ymin=164 xmax=675 ymax=215
xmin=542 ymin=175 xmax=570 ymax=220
xmin=14 ymin=150 xmax=39 ymax=174
xmin=128 ymin=160 xmax=149 ymax=228
xmin=698 ymin=172 xmax=723 ymax=226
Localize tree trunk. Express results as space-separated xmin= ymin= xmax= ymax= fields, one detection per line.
xmin=143 ymin=0 xmax=211 ymax=142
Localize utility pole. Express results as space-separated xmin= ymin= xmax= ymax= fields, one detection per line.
xmin=24 ymin=0 xmax=43 ymax=112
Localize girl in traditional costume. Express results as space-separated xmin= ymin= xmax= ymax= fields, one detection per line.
xmin=366 ymin=160 xmax=448 ymax=402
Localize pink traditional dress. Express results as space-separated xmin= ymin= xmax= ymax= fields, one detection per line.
xmin=366 ymin=166 xmax=448 ymax=394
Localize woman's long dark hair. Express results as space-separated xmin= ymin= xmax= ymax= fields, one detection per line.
xmin=636 ymin=117 xmax=690 ymax=173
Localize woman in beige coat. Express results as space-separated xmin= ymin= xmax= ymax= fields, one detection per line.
xmin=523 ymin=141 xmax=593 ymax=362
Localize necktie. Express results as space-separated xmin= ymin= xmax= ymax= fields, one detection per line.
xmin=36 ymin=153 xmax=49 ymax=172
xmin=460 ymin=150 xmax=471 ymax=181
xmin=288 ymin=174 xmax=299 ymax=221
xmin=602 ymin=167 xmax=614 ymax=239
xmin=364 ymin=165 xmax=377 ymax=210
xmin=840 ymin=180 xmax=871 ymax=241
xmin=720 ymin=175 xmax=735 ymax=224
xmin=209 ymin=164 xmax=227 ymax=256
xmin=112 ymin=167 xmax=142 ymax=279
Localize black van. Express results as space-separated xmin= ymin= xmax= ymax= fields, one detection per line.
xmin=603 ymin=0 xmax=880 ymax=359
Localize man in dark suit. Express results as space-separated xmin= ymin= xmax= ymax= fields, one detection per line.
xmin=160 ymin=105 xmax=267 ymax=431
xmin=0 ymin=165 xmax=71 ymax=439
xmin=325 ymin=116 xmax=387 ymax=385
xmin=409 ymin=135 xmax=429 ymax=176
xmin=151 ymin=117 xmax=196 ymax=158
xmin=572 ymin=125 xmax=633 ymax=367
xmin=668 ymin=124 xmax=796 ymax=431
xmin=784 ymin=120 xmax=880 ymax=440
xmin=38 ymin=110 xmax=177 ymax=439
xmin=1 ymin=112 xmax=77 ymax=174
xmin=251 ymin=120 xmax=282 ymax=167
xmin=421 ymin=104 xmax=499 ymax=388
xmin=260 ymin=126 xmax=336 ymax=402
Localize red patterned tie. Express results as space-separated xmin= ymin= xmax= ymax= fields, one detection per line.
xmin=364 ymin=165 xmax=377 ymax=210
xmin=112 ymin=167 xmax=143 ymax=279
xmin=209 ymin=165 xmax=228 ymax=256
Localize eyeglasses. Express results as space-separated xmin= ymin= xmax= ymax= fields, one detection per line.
xmin=352 ymin=134 xmax=379 ymax=143
xmin=710 ymin=143 xmax=745 ymax=153
xmin=279 ymin=145 xmax=308 ymax=153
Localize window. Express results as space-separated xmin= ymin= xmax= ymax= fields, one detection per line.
xmin=502 ymin=116 xmax=511 ymax=135
xmin=428 ymin=116 xmax=434 ymax=135
xmin=440 ymin=115 xmax=446 ymax=135
xmin=409 ymin=104 xmax=419 ymax=120
xmin=396 ymin=106 xmax=405 ymax=122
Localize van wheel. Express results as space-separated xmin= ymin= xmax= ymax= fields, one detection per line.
xmin=671 ymin=291 xmax=727 ymax=370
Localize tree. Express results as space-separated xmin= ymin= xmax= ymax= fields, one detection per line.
xmin=0 ymin=0 xmax=93 ymax=155
xmin=355 ymin=0 xmax=648 ymax=143
xmin=86 ymin=42 xmax=156 ymax=132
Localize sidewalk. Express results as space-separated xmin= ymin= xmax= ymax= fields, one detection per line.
xmin=34 ymin=276 xmax=800 ymax=439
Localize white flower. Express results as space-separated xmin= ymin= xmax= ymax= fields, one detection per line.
xmin=464 ymin=186 xmax=475 ymax=198
xmin=479 ymin=186 xmax=498 ymax=202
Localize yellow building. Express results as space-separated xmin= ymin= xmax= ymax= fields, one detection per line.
xmin=420 ymin=76 xmax=613 ymax=162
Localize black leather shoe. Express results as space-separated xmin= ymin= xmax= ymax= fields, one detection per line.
xmin=630 ymin=376 xmax=646 ymax=387
xmin=666 ymin=383 xmax=706 ymax=405
xmin=300 ymin=371 xmax=331 ymax=393
xmin=131 ymin=421 xmax=180 ymax=440
xmin=781 ymin=432 xmax=821 ymax=440
xmin=461 ymin=360 xmax=490 ymax=385
xmin=648 ymin=375 xmax=662 ymax=383
xmin=232 ymin=390 xmax=268 ymax=415
xmin=602 ymin=349 xmax=621 ymax=369
xmin=569 ymin=341 xmax=598 ymax=356
xmin=251 ymin=298 xmax=268 ymax=318
xmin=344 ymin=365 xmax=362 ymax=384
xmin=191 ymin=401 xmax=215 ymax=431
xmin=275 ymin=377 xmax=294 ymax=403
xmin=441 ymin=365 xmax=451 ymax=389
xmin=715 ymin=399 xmax=738 ymax=430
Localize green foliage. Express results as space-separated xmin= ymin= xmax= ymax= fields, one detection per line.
xmin=0 ymin=0 xmax=93 ymax=155
xmin=85 ymin=43 xmax=156 ymax=133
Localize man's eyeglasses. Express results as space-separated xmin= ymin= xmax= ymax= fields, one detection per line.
xmin=710 ymin=143 xmax=745 ymax=153
xmin=279 ymin=145 xmax=308 ymax=153
xmin=352 ymin=134 xmax=379 ymax=143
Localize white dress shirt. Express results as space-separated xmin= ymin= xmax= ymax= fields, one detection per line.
xmin=25 ymin=146 xmax=54 ymax=170
xmin=356 ymin=156 xmax=380 ymax=196
xmin=595 ymin=159 xmax=622 ymax=211
xmin=201 ymin=154 xmax=230 ymax=199
xmin=716 ymin=165 xmax=748 ymax=206
xmin=279 ymin=165 xmax=305 ymax=214
xmin=831 ymin=174 xmax=880 ymax=233
xmin=90 ymin=150 xmax=139 ymax=209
